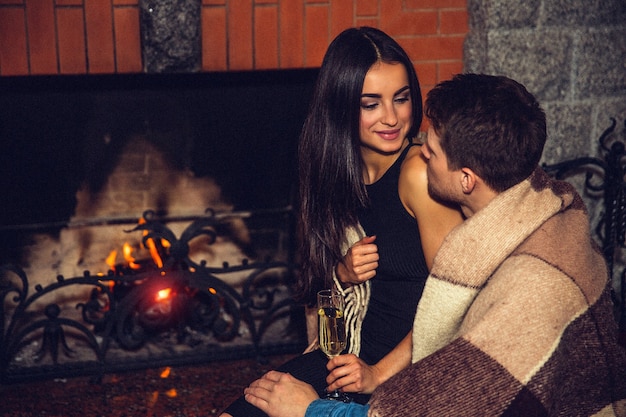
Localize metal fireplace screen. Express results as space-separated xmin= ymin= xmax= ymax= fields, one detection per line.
xmin=0 ymin=208 xmax=306 ymax=384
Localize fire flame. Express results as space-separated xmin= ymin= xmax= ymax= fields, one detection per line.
xmin=137 ymin=217 xmax=167 ymax=268
xmin=123 ymin=242 xmax=141 ymax=270
xmin=103 ymin=217 xmax=172 ymax=273
xmin=146 ymin=237 xmax=163 ymax=268
xmin=105 ymin=250 xmax=117 ymax=270
xmin=155 ymin=288 xmax=172 ymax=302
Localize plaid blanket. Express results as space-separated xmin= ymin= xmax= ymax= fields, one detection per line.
xmin=369 ymin=169 xmax=626 ymax=416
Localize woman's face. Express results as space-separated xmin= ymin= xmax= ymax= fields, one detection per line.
xmin=359 ymin=61 xmax=412 ymax=154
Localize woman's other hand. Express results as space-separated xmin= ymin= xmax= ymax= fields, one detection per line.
xmin=325 ymin=353 xmax=382 ymax=395
xmin=337 ymin=236 xmax=379 ymax=285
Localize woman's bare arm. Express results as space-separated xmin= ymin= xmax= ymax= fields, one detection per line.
xmin=399 ymin=146 xmax=464 ymax=269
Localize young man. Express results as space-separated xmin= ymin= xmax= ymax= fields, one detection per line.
xmin=243 ymin=74 xmax=626 ymax=417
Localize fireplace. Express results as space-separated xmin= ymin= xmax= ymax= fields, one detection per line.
xmin=0 ymin=68 xmax=318 ymax=383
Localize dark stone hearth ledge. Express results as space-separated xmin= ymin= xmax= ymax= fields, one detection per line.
xmin=140 ymin=0 xmax=201 ymax=73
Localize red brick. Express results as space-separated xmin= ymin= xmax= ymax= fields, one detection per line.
xmin=438 ymin=60 xmax=463 ymax=82
xmin=26 ymin=0 xmax=57 ymax=74
xmin=396 ymin=38 xmax=421 ymax=62
xmin=202 ymin=6 xmax=227 ymax=71
xmin=279 ymin=0 xmax=304 ymax=68
xmin=356 ymin=17 xmax=379 ymax=28
xmin=254 ymin=5 xmax=278 ymax=69
xmin=356 ymin=0 xmax=378 ymax=17
xmin=421 ymin=85 xmax=434 ymax=97
xmin=440 ymin=9 xmax=467 ymax=34
xmin=381 ymin=10 xmax=438 ymax=36
xmin=304 ymin=5 xmax=329 ymax=67
xmin=57 ymin=7 xmax=86 ymax=74
xmin=380 ymin=0 xmax=401 ymax=19
xmin=113 ymin=7 xmax=142 ymax=73
xmin=401 ymin=34 xmax=465 ymax=61
xmin=413 ymin=61 xmax=437 ymax=87
xmin=330 ymin=0 xmax=353 ymax=39
xmin=406 ymin=0 xmax=466 ymax=8
xmin=86 ymin=1 xmax=115 ymax=73
xmin=2 ymin=0 xmax=468 ymax=75
xmin=228 ymin=0 xmax=253 ymax=70
xmin=0 ymin=8 xmax=28 ymax=75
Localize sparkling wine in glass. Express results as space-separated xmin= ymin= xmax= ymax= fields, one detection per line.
xmin=317 ymin=289 xmax=349 ymax=401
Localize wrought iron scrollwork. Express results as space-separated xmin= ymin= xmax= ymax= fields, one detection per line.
xmin=543 ymin=117 xmax=626 ymax=333
xmin=1 ymin=266 xmax=111 ymax=367
xmin=0 ymin=209 xmax=305 ymax=383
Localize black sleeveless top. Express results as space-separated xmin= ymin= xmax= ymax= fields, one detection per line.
xmin=357 ymin=142 xmax=430 ymax=364
xmin=220 ymin=143 xmax=430 ymax=415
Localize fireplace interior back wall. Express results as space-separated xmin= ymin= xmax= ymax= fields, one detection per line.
xmin=0 ymin=69 xmax=318 ymax=265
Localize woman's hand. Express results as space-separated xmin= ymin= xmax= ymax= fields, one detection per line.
xmin=326 ymin=333 xmax=412 ymax=395
xmin=245 ymin=371 xmax=317 ymax=417
xmin=337 ymin=235 xmax=379 ymax=285
xmin=325 ymin=354 xmax=382 ymax=394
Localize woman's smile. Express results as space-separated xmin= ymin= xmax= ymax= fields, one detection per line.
xmin=376 ymin=128 xmax=402 ymax=141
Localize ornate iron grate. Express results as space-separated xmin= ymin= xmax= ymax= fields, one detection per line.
xmin=0 ymin=209 xmax=306 ymax=384
xmin=543 ymin=117 xmax=626 ymax=337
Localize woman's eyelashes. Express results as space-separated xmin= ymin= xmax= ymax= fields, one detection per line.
xmin=394 ymin=94 xmax=410 ymax=104
xmin=360 ymin=94 xmax=411 ymax=111
xmin=360 ymin=100 xmax=379 ymax=110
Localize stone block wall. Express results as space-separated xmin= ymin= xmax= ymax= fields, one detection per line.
xmin=464 ymin=0 xmax=626 ymax=164
xmin=464 ymin=0 xmax=626 ymax=299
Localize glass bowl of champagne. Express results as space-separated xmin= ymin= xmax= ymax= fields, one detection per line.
xmin=317 ymin=289 xmax=350 ymax=402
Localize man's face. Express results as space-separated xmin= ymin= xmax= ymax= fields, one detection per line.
xmin=421 ymin=127 xmax=459 ymax=203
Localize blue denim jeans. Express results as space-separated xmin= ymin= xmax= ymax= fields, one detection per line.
xmin=305 ymin=399 xmax=370 ymax=417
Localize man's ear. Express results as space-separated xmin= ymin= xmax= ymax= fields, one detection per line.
xmin=460 ymin=167 xmax=477 ymax=194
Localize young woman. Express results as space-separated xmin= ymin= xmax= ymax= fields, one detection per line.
xmin=220 ymin=27 xmax=463 ymax=417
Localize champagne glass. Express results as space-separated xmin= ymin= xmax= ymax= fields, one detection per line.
xmin=317 ymin=289 xmax=350 ymax=402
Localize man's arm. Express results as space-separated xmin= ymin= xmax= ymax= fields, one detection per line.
xmin=244 ymin=371 xmax=369 ymax=417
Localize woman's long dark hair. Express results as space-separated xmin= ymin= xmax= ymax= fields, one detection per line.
xmin=296 ymin=27 xmax=423 ymax=306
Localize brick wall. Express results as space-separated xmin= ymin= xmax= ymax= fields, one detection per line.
xmin=0 ymin=0 xmax=467 ymax=91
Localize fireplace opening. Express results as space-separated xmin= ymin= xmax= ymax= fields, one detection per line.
xmin=0 ymin=69 xmax=318 ymax=260
xmin=0 ymin=69 xmax=318 ymax=382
